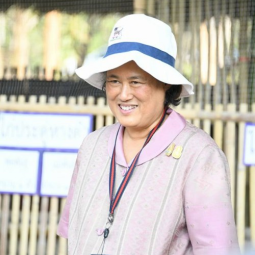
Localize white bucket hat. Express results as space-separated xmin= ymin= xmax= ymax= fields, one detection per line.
xmin=76 ymin=14 xmax=194 ymax=97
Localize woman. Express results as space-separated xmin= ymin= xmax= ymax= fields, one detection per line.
xmin=58 ymin=14 xmax=240 ymax=255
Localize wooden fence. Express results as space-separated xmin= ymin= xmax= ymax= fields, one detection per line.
xmin=0 ymin=0 xmax=254 ymax=253
xmin=0 ymin=94 xmax=254 ymax=254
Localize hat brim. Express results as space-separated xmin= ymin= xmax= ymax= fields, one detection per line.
xmin=75 ymin=51 xmax=194 ymax=97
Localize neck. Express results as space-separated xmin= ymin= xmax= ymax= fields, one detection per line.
xmin=123 ymin=109 xmax=168 ymax=142
xmin=123 ymin=127 xmax=153 ymax=145
xmin=122 ymin=110 xmax=168 ymax=164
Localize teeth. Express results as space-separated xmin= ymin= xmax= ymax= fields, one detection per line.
xmin=120 ymin=105 xmax=136 ymax=111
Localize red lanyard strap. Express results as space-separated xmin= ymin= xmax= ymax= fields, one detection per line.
xmin=109 ymin=107 xmax=168 ymax=216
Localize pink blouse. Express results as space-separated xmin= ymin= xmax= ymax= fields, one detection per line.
xmin=57 ymin=109 xmax=240 ymax=255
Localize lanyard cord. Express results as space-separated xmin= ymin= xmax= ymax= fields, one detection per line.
xmin=109 ymin=107 xmax=168 ymax=216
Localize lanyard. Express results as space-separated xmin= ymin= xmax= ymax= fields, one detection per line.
xmin=108 ymin=107 xmax=168 ymax=226
xmin=97 ymin=108 xmax=167 ymax=254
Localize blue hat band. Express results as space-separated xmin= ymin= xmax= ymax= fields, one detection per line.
xmin=104 ymin=42 xmax=175 ymax=67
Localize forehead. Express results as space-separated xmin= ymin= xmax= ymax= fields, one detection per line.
xmin=106 ymin=61 xmax=151 ymax=79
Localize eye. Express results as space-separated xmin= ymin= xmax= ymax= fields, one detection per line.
xmin=106 ymin=79 xmax=120 ymax=85
xmin=107 ymin=79 xmax=118 ymax=83
xmin=130 ymin=81 xmax=140 ymax=85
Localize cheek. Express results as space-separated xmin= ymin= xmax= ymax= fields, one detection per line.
xmin=106 ymin=87 xmax=118 ymax=100
xmin=135 ymin=86 xmax=152 ymax=101
xmin=145 ymin=88 xmax=165 ymax=105
xmin=155 ymin=86 xmax=167 ymax=101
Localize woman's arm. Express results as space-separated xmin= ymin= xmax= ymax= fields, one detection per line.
xmin=57 ymin=153 xmax=80 ymax=238
xmin=184 ymin=145 xmax=240 ymax=255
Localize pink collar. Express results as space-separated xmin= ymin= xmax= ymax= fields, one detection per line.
xmin=107 ymin=108 xmax=186 ymax=167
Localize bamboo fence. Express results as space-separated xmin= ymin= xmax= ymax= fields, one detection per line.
xmin=0 ymin=94 xmax=254 ymax=254
xmin=0 ymin=0 xmax=254 ymax=254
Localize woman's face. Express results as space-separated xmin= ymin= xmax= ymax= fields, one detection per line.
xmin=106 ymin=61 xmax=170 ymax=132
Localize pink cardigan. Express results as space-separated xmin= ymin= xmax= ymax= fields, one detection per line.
xmin=57 ymin=109 xmax=240 ymax=255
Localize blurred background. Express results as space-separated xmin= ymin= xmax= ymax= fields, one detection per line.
xmin=0 ymin=0 xmax=254 ymax=254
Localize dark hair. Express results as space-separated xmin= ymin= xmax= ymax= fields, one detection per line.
xmin=102 ymin=82 xmax=182 ymax=107
xmin=164 ymin=85 xmax=182 ymax=107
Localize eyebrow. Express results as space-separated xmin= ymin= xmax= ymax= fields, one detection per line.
xmin=106 ymin=74 xmax=147 ymax=81
xmin=128 ymin=75 xmax=146 ymax=81
xmin=106 ymin=74 xmax=119 ymax=79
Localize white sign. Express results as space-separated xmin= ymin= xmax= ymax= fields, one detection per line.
xmin=243 ymin=123 xmax=255 ymax=166
xmin=0 ymin=112 xmax=93 ymax=149
xmin=40 ymin=152 xmax=77 ymax=196
xmin=0 ymin=149 xmax=40 ymax=194
xmin=0 ymin=111 xmax=93 ymax=196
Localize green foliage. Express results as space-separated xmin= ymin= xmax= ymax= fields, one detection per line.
xmin=88 ymin=14 xmax=120 ymax=53
xmin=60 ymin=13 xmax=121 ymax=67
xmin=28 ymin=14 xmax=44 ymax=68
xmin=1 ymin=7 xmax=121 ymax=73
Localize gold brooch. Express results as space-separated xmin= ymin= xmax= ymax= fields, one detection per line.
xmin=172 ymin=146 xmax=183 ymax=159
xmin=166 ymin=143 xmax=175 ymax=156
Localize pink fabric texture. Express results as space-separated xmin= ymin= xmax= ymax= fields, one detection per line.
xmin=57 ymin=109 xmax=240 ymax=255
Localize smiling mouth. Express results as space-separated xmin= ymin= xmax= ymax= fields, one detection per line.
xmin=119 ymin=105 xmax=137 ymax=111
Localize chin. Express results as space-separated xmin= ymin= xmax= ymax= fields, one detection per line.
xmin=117 ymin=118 xmax=138 ymax=128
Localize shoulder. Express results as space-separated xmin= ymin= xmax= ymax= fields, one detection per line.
xmin=180 ymin=122 xmax=229 ymax=181
xmin=174 ymin=121 xmax=227 ymax=166
xmin=81 ymin=123 xmax=118 ymax=144
xmin=78 ymin=123 xmax=119 ymax=155
xmin=169 ymin=109 xmax=216 ymax=149
xmin=180 ymin=121 xmax=219 ymax=149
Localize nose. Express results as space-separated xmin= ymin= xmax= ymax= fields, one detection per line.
xmin=119 ymin=83 xmax=132 ymax=101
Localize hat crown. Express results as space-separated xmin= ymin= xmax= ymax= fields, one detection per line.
xmin=108 ymin=14 xmax=177 ymax=59
xmin=75 ymin=14 xmax=194 ymax=98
